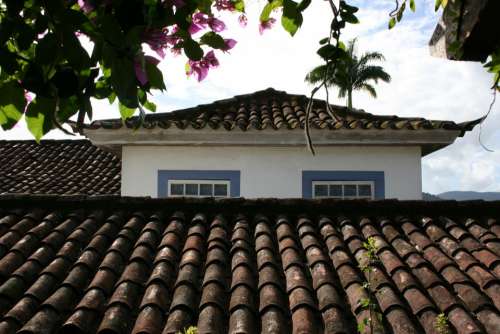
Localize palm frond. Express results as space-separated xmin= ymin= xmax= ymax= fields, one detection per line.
xmin=361 ymin=83 xmax=377 ymax=98
xmin=353 ymin=65 xmax=391 ymax=88
xmin=356 ymin=51 xmax=386 ymax=68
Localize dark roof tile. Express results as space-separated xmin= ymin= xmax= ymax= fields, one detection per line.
xmin=0 ymin=197 xmax=498 ymax=333
xmin=83 ymin=88 xmax=479 ymax=137
xmin=0 ymin=140 xmax=120 ymax=195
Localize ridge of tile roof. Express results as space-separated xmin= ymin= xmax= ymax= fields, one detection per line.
xmin=81 ymin=88 xmax=481 ymax=135
xmin=0 ymin=196 xmax=498 ymax=333
xmin=0 ymin=140 xmax=120 ymax=195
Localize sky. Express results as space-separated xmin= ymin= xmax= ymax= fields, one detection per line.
xmin=1 ymin=0 xmax=499 ymax=195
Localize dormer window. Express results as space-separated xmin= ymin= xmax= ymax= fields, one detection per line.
xmin=158 ymin=170 xmax=240 ymax=198
xmin=168 ymin=180 xmax=230 ymax=198
xmin=302 ymin=171 xmax=385 ymax=199
xmin=312 ymin=181 xmax=374 ymax=199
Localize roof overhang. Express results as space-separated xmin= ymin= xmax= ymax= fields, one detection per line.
xmin=429 ymin=0 xmax=500 ymax=61
xmin=84 ymin=127 xmax=464 ymax=157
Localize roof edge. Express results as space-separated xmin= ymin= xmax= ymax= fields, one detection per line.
xmin=0 ymin=194 xmax=499 ymax=217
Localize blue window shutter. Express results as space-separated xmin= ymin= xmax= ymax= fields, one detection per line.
xmin=302 ymin=171 xmax=385 ymax=199
xmin=158 ymin=170 xmax=241 ymax=197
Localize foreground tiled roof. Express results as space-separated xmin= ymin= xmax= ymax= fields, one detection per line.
xmin=83 ymin=88 xmax=480 ymax=134
xmin=0 ymin=196 xmax=498 ymax=334
xmin=0 ymin=140 xmax=120 ymax=195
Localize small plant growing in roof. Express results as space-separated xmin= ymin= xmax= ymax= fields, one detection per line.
xmin=435 ymin=313 xmax=451 ymax=334
xmin=178 ymin=326 xmax=197 ymax=334
xmin=358 ymin=236 xmax=384 ymax=334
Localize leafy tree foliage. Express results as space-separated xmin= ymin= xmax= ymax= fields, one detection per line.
xmin=0 ymin=0 xmax=308 ymax=141
xmin=305 ymin=39 xmax=391 ymax=109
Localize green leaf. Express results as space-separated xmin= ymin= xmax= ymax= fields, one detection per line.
xmin=0 ymin=80 xmax=26 ymax=130
xmin=94 ymin=79 xmax=113 ymax=99
xmin=297 ymin=0 xmax=311 ymax=11
xmin=196 ymin=0 xmax=213 ymax=13
xmin=317 ymin=44 xmax=346 ymax=61
xmin=410 ymin=0 xmax=416 ymax=12
xmin=25 ymin=96 xmax=56 ymax=142
xmin=35 ymin=34 xmax=60 ymax=65
xmin=234 ymin=0 xmax=245 ymax=12
xmin=62 ymin=30 xmax=90 ymax=70
xmin=145 ymin=61 xmax=166 ymax=91
xmin=340 ymin=1 xmax=358 ymax=14
xmin=143 ymin=100 xmax=156 ymax=112
xmin=183 ymin=39 xmax=204 ymax=61
xmin=396 ymin=3 xmax=405 ymax=22
xmin=119 ymin=101 xmax=136 ymax=120
xmin=101 ymin=15 xmax=125 ymax=46
xmin=57 ymin=96 xmax=79 ymax=122
xmin=260 ymin=0 xmax=283 ymax=22
xmin=340 ymin=11 xmax=359 ymax=24
xmin=319 ymin=37 xmax=329 ymax=45
xmin=200 ymin=32 xmax=226 ymax=49
xmin=110 ymin=56 xmax=138 ymax=108
xmin=16 ymin=23 xmax=37 ymax=50
xmin=282 ymin=0 xmax=302 ymax=36
xmin=108 ymin=92 xmax=116 ymax=104
xmin=434 ymin=0 xmax=442 ymax=11
xmin=388 ymin=17 xmax=396 ymax=29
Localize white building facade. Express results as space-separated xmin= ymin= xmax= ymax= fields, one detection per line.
xmin=83 ymin=89 xmax=477 ymax=200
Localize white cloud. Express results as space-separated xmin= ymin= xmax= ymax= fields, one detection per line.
xmin=1 ymin=0 xmax=499 ymax=194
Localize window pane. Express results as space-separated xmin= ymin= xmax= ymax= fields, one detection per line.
xmin=344 ymin=185 xmax=357 ymax=197
xmin=214 ymin=184 xmax=228 ymax=196
xmin=185 ymin=184 xmax=198 ymax=196
xmin=329 ymin=184 xmax=342 ymax=197
xmin=200 ymin=184 xmax=213 ymax=196
xmin=170 ymin=183 xmax=183 ymax=195
xmin=314 ymin=184 xmax=328 ymax=197
xmin=358 ymin=184 xmax=372 ymax=197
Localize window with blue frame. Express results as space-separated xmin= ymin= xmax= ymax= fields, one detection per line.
xmin=157 ymin=170 xmax=240 ymax=198
xmin=302 ymin=171 xmax=385 ymax=199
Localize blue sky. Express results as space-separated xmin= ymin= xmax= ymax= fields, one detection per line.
xmin=1 ymin=0 xmax=499 ymax=194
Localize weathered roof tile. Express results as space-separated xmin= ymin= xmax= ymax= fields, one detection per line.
xmin=0 ymin=140 xmax=120 ymax=195
xmin=0 ymin=197 xmax=498 ymax=333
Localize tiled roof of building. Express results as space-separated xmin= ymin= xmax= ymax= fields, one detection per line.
xmin=0 ymin=196 xmax=498 ymax=334
xmin=83 ymin=88 xmax=480 ymax=135
xmin=0 ymin=140 xmax=120 ymax=195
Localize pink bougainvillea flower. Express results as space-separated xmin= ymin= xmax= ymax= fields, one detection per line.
xmin=238 ymin=14 xmax=248 ymax=27
xmin=209 ymin=17 xmax=226 ymax=32
xmin=78 ymin=0 xmax=94 ymax=13
xmin=188 ymin=23 xmax=203 ymax=35
xmin=23 ymin=91 xmax=34 ymax=114
xmin=214 ymin=0 xmax=235 ymax=11
xmin=222 ymin=39 xmax=237 ymax=52
xmin=143 ymin=27 xmax=181 ymax=58
xmin=134 ymin=56 xmax=160 ymax=86
xmin=204 ymin=50 xmax=219 ymax=67
xmin=186 ymin=51 xmax=219 ymax=82
xmin=189 ymin=13 xmax=226 ymax=34
xmin=259 ymin=18 xmax=276 ymax=35
xmin=24 ymin=91 xmax=33 ymax=103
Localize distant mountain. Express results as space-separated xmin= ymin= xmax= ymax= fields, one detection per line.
xmin=438 ymin=191 xmax=500 ymax=201
xmin=422 ymin=192 xmax=442 ymax=201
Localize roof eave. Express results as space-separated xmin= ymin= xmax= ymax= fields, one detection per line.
xmin=83 ymin=126 xmax=464 ymax=156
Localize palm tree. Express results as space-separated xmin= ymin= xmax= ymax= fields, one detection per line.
xmin=305 ymin=39 xmax=391 ymax=109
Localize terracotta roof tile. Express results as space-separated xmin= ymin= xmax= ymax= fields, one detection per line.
xmin=0 ymin=140 xmax=120 ymax=195
xmin=83 ymin=88 xmax=480 ymax=136
xmin=0 ymin=197 xmax=498 ymax=333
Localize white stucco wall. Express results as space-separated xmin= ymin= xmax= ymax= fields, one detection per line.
xmin=121 ymin=145 xmax=422 ymax=199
